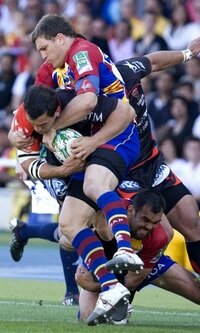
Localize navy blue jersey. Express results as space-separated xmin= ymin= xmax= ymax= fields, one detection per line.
xmin=116 ymin=57 xmax=159 ymax=169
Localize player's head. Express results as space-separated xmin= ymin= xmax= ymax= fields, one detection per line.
xmin=128 ymin=189 xmax=166 ymax=240
xmin=31 ymin=14 xmax=76 ymax=68
xmin=24 ymin=85 xmax=60 ymax=134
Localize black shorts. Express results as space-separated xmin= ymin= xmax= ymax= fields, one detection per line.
xmin=117 ymin=154 xmax=191 ymax=214
xmin=66 ymin=178 xmax=99 ymax=211
xmin=87 ymin=148 xmax=128 ymax=182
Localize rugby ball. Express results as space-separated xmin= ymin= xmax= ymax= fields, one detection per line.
xmin=52 ymin=128 xmax=82 ymax=163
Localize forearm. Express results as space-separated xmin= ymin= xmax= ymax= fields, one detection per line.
xmin=147 ymin=51 xmax=185 ymax=72
xmin=21 ymin=159 xmax=70 ymax=179
xmin=53 ymin=92 xmax=97 ymax=130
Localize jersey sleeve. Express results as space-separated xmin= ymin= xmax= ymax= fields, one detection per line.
xmin=116 ymin=56 xmax=152 ymax=83
xmin=35 ymin=62 xmax=55 ymax=87
xmin=14 ymin=103 xmax=34 ymax=136
xmin=138 ymin=223 xmax=169 ymax=268
xmin=14 ymin=104 xmax=40 ymax=160
xmin=68 ymin=39 xmax=102 ymax=95
xmin=88 ymin=96 xmax=118 ymax=123
xmin=56 ymin=89 xmax=76 ymax=109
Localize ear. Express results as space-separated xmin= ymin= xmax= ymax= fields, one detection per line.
xmin=56 ymin=33 xmax=64 ymax=44
xmin=127 ymin=204 xmax=134 ymax=217
xmin=55 ymin=105 xmax=61 ymax=117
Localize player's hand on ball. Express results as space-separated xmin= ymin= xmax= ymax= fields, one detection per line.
xmin=61 ymin=155 xmax=86 ymax=174
xmin=71 ymin=136 xmax=98 ymax=160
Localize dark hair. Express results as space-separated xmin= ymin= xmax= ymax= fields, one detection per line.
xmin=170 ymin=95 xmax=189 ymax=110
xmin=183 ymin=135 xmax=200 ymax=147
xmin=24 ymin=85 xmax=59 ymax=119
xmin=177 ymin=80 xmax=194 ymax=91
xmin=132 ymin=189 xmax=166 ymax=214
xmin=31 ymin=14 xmax=77 ymax=43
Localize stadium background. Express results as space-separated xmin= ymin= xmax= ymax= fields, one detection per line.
xmin=1 ymin=0 xmax=200 ymax=272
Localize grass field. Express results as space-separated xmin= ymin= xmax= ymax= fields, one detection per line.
xmin=0 ymin=232 xmax=200 ymax=333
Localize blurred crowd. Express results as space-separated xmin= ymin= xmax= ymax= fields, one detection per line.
xmin=0 ymin=0 xmax=200 ymax=207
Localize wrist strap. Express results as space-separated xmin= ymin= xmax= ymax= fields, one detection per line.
xmin=28 ymin=159 xmax=46 ymax=180
xmin=182 ymin=49 xmax=193 ymax=63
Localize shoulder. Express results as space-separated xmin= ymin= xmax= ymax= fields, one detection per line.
xmin=35 ymin=63 xmax=54 ymax=87
xmin=143 ymin=223 xmax=169 ymax=253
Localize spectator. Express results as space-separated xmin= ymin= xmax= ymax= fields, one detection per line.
xmin=0 ymin=0 xmax=24 ymax=47
xmin=108 ymin=19 xmax=136 ymax=62
xmin=144 ymin=0 xmax=170 ymax=36
xmin=165 ymin=96 xmax=197 ymax=157
xmin=147 ymin=70 xmax=175 ymax=141
xmin=43 ymin=0 xmax=61 ymax=15
xmin=22 ymin=0 xmax=44 ymax=34
xmin=159 ymin=137 xmax=187 ymax=181
xmin=0 ymin=52 xmax=16 ymax=121
xmin=163 ymin=2 xmax=192 ymax=50
xmin=181 ymin=136 xmax=200 ymax=209
xmin=136 ymin=10 xmax=169 ymax=56
xmin=120 ymin=0 xmax=145 ymax=41
xmin=74 ymin=13 xmax=111 ymax=57
xmin=0 ymin=124 xmax=17 ymax=187
xmin=175 ymin=80 xmax=199 ymax=119
xmin=181 ymin=57 xmax=200 ymax=103
xmin=11 ymin=47 xmax=43 ymax=110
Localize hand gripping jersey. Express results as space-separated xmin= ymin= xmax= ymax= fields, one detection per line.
xmin=15 ymin=91 xmax=118 ymax=164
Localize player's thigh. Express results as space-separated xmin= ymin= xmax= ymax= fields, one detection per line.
xmin=167 ymin=194 xmax=200 ymax=240
xmin=83 ymin=164 xmax=118 ymax=199
xmin=59 ymin=196 xmax=96 ymax=240
xmin=153 ymin=263 xmax=200 ymax=304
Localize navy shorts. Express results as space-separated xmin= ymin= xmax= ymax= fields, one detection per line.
xmin=136 ymin=255 xmax=176 ymax=291
xmin=87 ymin=123 xmax=140 ymax=182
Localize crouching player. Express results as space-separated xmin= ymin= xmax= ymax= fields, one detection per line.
xmin=76 ymin=189 xmax=200 ymax=323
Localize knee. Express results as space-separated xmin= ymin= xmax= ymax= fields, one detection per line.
xmin=59 ymin=235 xmax=74 ymax=251
xmin=59 ymin=216 xmax=75 ymax=241
xmin=83 ymin=180 xmax=99 ymax=201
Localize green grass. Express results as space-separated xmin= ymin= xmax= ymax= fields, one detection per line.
xmin=0 ymin=232 xmax=199 ymax=332
xmin=0 ymin=279 xmax=199 ymax=333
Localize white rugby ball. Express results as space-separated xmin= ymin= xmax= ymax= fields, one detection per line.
xmin=52 ymin=128 xmax=82 ymax=163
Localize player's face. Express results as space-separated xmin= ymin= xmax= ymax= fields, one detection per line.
xmin=129 ymin=204 xmax=163 ymax=240
xmin=26 ymin=112 xmax=57 ymax=135
xmin=35 ymin=35 xmax=65 ymax=68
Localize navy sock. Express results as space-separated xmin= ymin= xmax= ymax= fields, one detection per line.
xmin=59 ymin=247 xmax=79 ymax=295
xmin=18 ymin=223 xmax=58 ymax=243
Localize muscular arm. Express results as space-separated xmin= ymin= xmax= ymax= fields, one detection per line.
xmin=21 ymin=156 xmax=85 ymax=180
xmin=146 ymin=51 xmax=184 ymax=72
xmin=146 ymin=37 xmax=200 ymax=72
xmin=71 ymin=100 xmax=136 ymax=159
xmin=53 ymin=92 xmax=97 ymax=130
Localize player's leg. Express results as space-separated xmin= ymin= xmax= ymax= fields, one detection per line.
xmin=78 ymin=289 xmax=99 ymax=322
xmin=153 ymin=262 xmax=200 ymax=304
xmin=167 ymin=196 xmax=200 ymax=273
xmin=162 ymin=183 xmax=200 ymax=274
xmin=59 ymin=247 xmax=79 ymax=305
xmin=83 ymin=127 xmax=143 ymax=273
xmin=9 ymin=218 xmax=58 ymax=261
xmin=59 ymin=191 xmax=130 ymax=325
